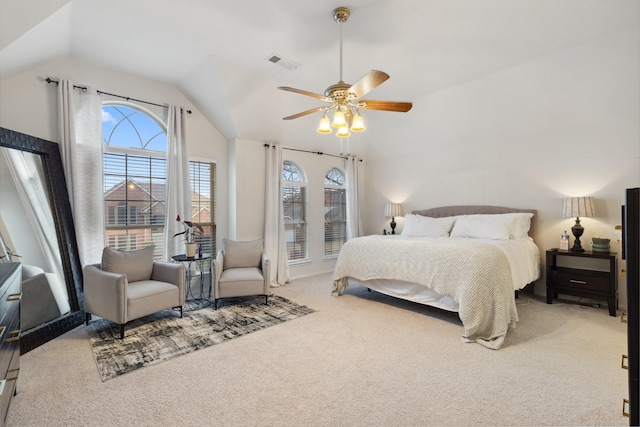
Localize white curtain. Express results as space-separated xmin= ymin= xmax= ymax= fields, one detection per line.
xmin=163 ymin=105 xmax=192 ymax=261
xmin=345 ymin=155 xmax=363 ymax=239
xmin=264 ymin=143 xmax=289 ymax=286
xmin=57 ymin=80 xmax=104 ymax=266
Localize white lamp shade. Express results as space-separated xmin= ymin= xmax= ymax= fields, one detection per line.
xmin=384 ymin=203 xmax=404 ymax=218
xmin=561 ymin=196 xmax=596 ymax=218
xmin=336 ymin=125 xmax=350 ymax=138
xmin=317 ymin=114 xmax=332 ymax=133
xmin=332 ymin=110 xmax=346 ymax=128
xmin=350 ymin=112 xmax=365 ymax=132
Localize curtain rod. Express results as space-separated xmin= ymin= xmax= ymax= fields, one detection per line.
xmin=44 ymin=77 xmax=192 ymax=114
xmin=284 ymin=146 xmax=346 ymax=160
xmin=264 ymin=144 xmax=362 ymax=161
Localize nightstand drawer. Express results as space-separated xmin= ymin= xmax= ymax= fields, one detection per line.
xmin=549 ymin=271 xmax=610 ymax=293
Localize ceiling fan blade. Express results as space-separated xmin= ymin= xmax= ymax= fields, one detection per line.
xmin=357 ymin=100 xmax=413 ymax=112
xmin=283 ymin=107 xmax=326 ymax=120
xmin=348 ymin=70 xmax=390 ymax=100
xmin=278 ymin=86 xmax=330 ymax=101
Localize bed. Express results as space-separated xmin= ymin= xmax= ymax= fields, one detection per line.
xmin=332 ymin=206 xmax=541 ymax=349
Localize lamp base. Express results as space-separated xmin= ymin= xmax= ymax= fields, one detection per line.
xmin=390 ymin=217 xmax=397 ymax=235
xmin=570 ymin=217 xmax=585 ymax=252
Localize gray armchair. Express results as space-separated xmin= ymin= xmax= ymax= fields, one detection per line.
xmin=213 ymin=238 xmax=270 ymax=309
xmin=84 ymin=246 xmax=185 ymax=339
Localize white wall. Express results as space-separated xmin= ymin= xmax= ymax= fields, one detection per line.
xmin=0 ymin=57 xmax=229 ymax=252
xmin=361 ymin=26 xmax=640 ymax=307
xmin=232 ymin=138 xmax=265 ymax=241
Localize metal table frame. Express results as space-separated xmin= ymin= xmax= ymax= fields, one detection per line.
xmin=172 ymin=253 xmax=213 ymax=310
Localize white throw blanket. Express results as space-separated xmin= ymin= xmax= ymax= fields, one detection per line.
xmin=332 ymin=235 xmax=518 ymax=350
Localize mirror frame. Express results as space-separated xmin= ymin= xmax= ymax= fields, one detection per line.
xmin=0 ymin=127 xmax=84 ymax=353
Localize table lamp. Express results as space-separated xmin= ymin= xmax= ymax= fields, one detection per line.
xmin=561 ymin=196 xmax=595 ymax=252
xmin=384 ymin=203 xmax=404 ymax=234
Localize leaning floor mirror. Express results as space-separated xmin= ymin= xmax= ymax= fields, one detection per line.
xmin=0 ymin=127 xmax=84 ymax=353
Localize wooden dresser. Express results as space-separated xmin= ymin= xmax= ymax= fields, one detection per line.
xmin=0 ymin=263 xmax=21 ymax=426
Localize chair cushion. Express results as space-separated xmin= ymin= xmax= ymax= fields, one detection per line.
xmin=223 ymin=238 xmax=263 ymax=269
xmin=219 ymin=267 xmax=265 ymax=283
xmin=218 ymin=267 xmax=266 ymax=298
xmin=101 ymin=246 xmax=154 ymax=282
xmin=127 ymin=280 xmax=180 ymax=321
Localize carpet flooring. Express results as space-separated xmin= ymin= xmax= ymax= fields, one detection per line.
xmin=86 ymin=295 xmax=315 ymax=381
xmin=7 ymin=273 xmax=629 ymax=426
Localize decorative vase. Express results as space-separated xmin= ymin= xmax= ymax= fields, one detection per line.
xmin=186 ymin=242 xmax=197 ymax=258
xmin=591 ymin=238 xmax=611 ymax=253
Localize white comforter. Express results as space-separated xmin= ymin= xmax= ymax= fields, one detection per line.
xmin=332 ymin=235 xmax=526 ymax=349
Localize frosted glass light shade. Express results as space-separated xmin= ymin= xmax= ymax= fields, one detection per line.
xmin=332 ymin=110 xmax=346 ymax=128
xmin=350 ymin=112 xmax=365 ymax=132
xmin=317 ymin=114 xmax=332 ymax=133
xmin=336 ymin=125 xmax=350 ymax=137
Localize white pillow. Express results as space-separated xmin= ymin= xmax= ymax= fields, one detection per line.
xmin=450 ymin=213 xmax=533 ymax=240
xmin=505 ymin=212 xmax=534 ymax=239
xmin=401 ymin=214 xmax=456 ymax=237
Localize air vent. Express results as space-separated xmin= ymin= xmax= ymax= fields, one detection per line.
xmin=265 ymin=53 xmax=300 ymax=71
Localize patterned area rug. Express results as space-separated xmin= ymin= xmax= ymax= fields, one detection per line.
xmin=86 ymin=295 xmax=315 ymax=381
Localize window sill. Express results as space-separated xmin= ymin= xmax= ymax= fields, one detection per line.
xmin=288 ymin=259 xmax=310 ymax=266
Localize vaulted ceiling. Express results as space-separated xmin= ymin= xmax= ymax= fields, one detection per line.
xmin=1 ymin=0 xmax=638 ymax=155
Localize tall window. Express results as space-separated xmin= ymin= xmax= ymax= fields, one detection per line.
xmin=103 ymin=104 xmax=167 ymax=259
xmin=282 ymin=161 xmax=307 ymax=262
xmin=324 ymin=167 xmax=346 ymax=257
xmin=190 ymin=161 xmax=217 ymax=256
xmin=102 ymin=103 xmax=216 ymax=259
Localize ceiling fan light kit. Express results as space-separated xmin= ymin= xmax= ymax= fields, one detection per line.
xmin=279 ymin=6 xmax=412 ymax=139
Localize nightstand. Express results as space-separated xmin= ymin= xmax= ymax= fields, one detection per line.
xmin=546 ymin=249 xmax=618 ymax=316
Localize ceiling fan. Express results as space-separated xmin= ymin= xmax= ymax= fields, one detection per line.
xmin=278 ymin=6 xmax=412 ymax=137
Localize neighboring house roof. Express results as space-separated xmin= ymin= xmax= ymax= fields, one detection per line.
xmin=103 ymin=178 xmax=160 ymax=201
xmin=105 ymin=179 xmax=211 ymax=219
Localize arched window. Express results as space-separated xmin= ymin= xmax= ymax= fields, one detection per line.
xmin=102 ymin=104 xmax=167 ymax=150
xmin=102 ymin=103 xmax=217 ymax=260
xmin=324 ymin=168 xmax=346 ymax=256
xmin=102 ymin=104 xmax=167 ymax=259
xmin=282 ymin=161 xmax=308 ymax=262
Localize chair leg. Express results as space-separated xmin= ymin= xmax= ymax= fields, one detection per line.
xmin=265 ymin=295 xmax=268 ymax=305
xmin=179 ymin=306 xmax=183 ymax=318
xmin=85 ymin=313 xmax=91 ymax=325
xmin=214 ymin=299 xmax=218 ymax=310
xmin=119 ymin=324 xmax=125 ymax=339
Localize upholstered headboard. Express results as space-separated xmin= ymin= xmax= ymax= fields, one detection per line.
xmin=412 ymin=205 xmax=538 ymax=237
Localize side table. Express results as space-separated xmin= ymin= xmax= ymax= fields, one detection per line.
xmin=546 ymin=249 xmax=618 ymax=316
xmin=172 ymin=253 xmax=213 ymax=310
